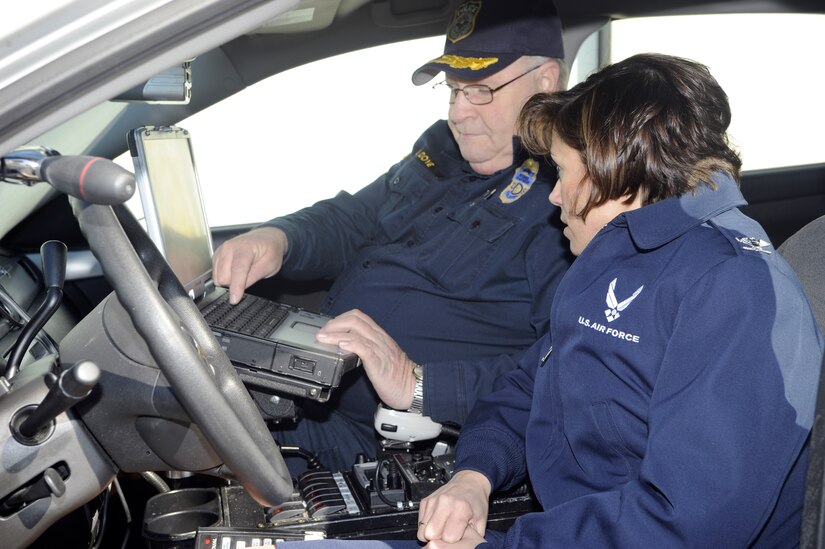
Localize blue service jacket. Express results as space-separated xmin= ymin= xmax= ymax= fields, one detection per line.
xmin=454 ymin=174 xmax=824 ymax=547
xmin=265 ymin=120 xmax=571 ymax=426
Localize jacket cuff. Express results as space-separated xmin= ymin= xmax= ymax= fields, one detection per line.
xmin=455 ymin=427 xmax=526 ymax=492
xmin=259 ymin=218 xmax=298 ymax=270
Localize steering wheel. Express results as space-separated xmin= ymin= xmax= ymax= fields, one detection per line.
xmin=69 ymin=197 xmax=293 ymax=506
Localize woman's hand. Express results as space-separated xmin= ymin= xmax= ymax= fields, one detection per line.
xmin=417 ymin=470 xmax=492 ymax=544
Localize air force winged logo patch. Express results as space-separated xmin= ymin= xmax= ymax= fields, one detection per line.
xmin=499 ymin=158 xmax=539 ymax=204
xmin=605 ymin=278 xmax=644 ymax=322
xmin=735 ymin=236 xmax=772 ymax=254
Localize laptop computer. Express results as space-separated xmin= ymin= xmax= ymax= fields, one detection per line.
xmin=127 ymin=125 xmax=359 ymax=403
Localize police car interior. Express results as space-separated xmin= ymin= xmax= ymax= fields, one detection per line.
xmin=0 ymin=0 xmax=824 ymax=547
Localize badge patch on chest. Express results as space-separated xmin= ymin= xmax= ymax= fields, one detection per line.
xmin=499 ymin=158 xmax=539 ymax=204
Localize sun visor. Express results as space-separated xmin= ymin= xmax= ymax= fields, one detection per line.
xmin=249 ymin=0 xmax=342 ymax=34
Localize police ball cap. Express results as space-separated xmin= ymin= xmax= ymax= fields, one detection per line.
xmin=411 ymin=0 xmax=565 ymax=86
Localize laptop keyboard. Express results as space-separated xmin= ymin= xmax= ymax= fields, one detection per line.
xmin=202 ymin=293 xmax=290 ymax=338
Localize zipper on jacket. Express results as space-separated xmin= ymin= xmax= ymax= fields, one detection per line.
xmin=540 ymin=345 xmax=553 ymax=367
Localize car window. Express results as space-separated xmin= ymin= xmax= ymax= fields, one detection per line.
xmin=174 ymin=36 xmax=446 ymax=228
xmin=570 ymin=13 xmax=825 ymax=173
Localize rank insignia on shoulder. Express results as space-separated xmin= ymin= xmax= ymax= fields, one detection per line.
xmin=736 ymin=236 xmax=772 ymax=254
xmin=499 ymin=158 xmax=539 ymax=204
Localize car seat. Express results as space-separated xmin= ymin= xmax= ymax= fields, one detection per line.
xmin=778 ymin=215 xmax=825 ymax=548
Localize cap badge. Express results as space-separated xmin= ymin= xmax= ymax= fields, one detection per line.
xmin=736 ymin=236 xmax=772 ymax=254
xmin=500 ymin=158 xmax=539 ymax=203
xmin=431 ymin=54 xmax=499 ymax=71
xmin=448 ymin=0 xmax=482 ymax=43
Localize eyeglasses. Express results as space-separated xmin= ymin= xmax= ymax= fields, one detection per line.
xmin=433 ymin=64 xmax=543 ymax=105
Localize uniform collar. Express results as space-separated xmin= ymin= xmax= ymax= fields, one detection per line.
xmin=512 ymin=135 xmax=529 ymax=160
xmin=623 ymin=172 xmax=747 ymax=250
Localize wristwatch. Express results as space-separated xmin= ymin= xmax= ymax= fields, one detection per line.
xmin=407 ymin=363 xmax=425 ymax=415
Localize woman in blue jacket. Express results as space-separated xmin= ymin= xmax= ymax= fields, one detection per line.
xmin=411 ymin=53 xmax=824 ymax=548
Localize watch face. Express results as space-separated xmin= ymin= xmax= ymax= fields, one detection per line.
xmin=413 ymin=364 xmax=424 ymax=380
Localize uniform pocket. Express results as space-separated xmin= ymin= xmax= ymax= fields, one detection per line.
xmin=417 ymin=201 xmax=515 ymax=292
xmin=376 ymin=173 xmax=426 ymax=241
xmin=589 ymin=401 xmax=633 ymax=480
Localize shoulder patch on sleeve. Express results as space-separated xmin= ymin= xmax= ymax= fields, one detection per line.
xmin=734 ymin=236 xmax=773 ymax=254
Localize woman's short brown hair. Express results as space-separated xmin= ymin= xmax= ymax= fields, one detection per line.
xmin=517 ymin=53 xmax=742 ymax=220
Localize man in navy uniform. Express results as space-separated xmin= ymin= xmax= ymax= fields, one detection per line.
xmin=212 ymin=0 xmax=571 ymax=471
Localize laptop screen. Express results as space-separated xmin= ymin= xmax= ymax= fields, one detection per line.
xmin=130 ymin=127 xmax=214 ymax=298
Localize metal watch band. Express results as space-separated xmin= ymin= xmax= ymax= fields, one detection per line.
xmin=407 ymin=364 xmax=424 ymax=414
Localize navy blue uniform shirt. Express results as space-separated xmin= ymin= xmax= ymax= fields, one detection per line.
xmin=454 ymin=174 xmax=824 ymax=547
xmin=266 ymin=119 xmax=571 ymax=433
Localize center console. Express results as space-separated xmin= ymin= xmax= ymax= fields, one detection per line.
xmin=143 ymin=444 xmax=537 ymax=547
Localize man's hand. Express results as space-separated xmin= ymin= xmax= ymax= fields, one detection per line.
xmin=315 ymin=309 xmax=417 ymax=410
xmin=211 ymin=227 xmax=288 ymax=304
xmin=417 ymin=470 xmax=491 ymax=545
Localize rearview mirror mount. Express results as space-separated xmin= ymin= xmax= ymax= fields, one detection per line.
xmin=113 ymin=61 xmax=192 ymax=104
